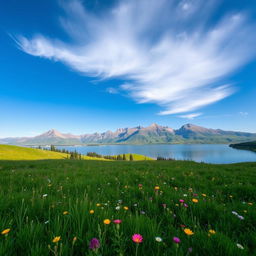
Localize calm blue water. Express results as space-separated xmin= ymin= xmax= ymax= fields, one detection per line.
xmin=56 ymin=144 xmax=256 ymax=164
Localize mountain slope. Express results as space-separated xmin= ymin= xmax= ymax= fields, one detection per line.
xmin=1 ymin=124 xmax=256 ymax=145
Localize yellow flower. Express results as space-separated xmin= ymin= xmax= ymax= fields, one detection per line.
xmin=52 ymin=236 xmax=61 ymax=243
xmin=123 ymin=206 xmax=129 ymax=210
xmin=96 ymin=203 xmax=101 ymax=207
xmin=103 ymin=219 xmax=111 ymax=225
xmin=89 ymin=210 xmax=94 ymax=214
xmin=175 ymin=204 xmax=179 ymax=207
xmin=184 ymin=228 xmax=194 ymax=235
xmin=154 ymin=186 xmax=160 ymax=190
xmin=202 ymin=193 xmax=207 ymax=197
xmin=248 ymin=202 xmax=253 ymax=206
xmin=63 ymin=211 xmax=69 ymax=215
xmin=209 ymin=229 xmax=216 ymax=235
xmin=192 ymin=198 xmax=198 ymax=203
xmin=1 ymin=228 xmax=10 ymax=235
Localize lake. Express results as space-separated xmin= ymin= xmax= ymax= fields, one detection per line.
xmin=56 ymin=144 xmax=256 ymax=164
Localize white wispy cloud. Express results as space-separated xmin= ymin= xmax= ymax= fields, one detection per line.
xmin=179 ymin=113 xmax=202 ymax=119
xmin=15 ymin=0 xmax=256 ymax=114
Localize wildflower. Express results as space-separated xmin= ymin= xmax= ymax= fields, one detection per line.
xmin=140 ymin=211 xmax=146 ymax=214
xmin=113 ymin=219 xmax=122 ymax=224
xmin=202 ymin=193 xmax=207 ymax=197
xmin=248 ymin=202 xmax=253 ymax=206
xmin=155 ymin=237 xmax=162 ymax=242
xmin=42 ymin=194 xmax=48 ymax=198
xmin=115 ymin=206 xmax=121 ymax=210
xmin=184 ymin=228 xmax=194 ymax=235
xmin=138 ymin=184 xmax=143 ymax=189
xmin=238 ymin=215 xmax=244 ymax=220
xmin=89 ymin=238 xmax=100 ymax=250
xmin=192 ymin=199 xmax=198 ymax=203
xmin=63 ymin=211 xmax=69 ymax=215
xmin=209 ymin=229 xmax=216 ymax=235
xmin=123 ymin=206 xmax=129 ymax=210
xmin=188 ymin=247 xmax=193 ymax=253
xmin=73 ymin=236 xmax=77 ymax=244
xmin=52 ymin=236 xmax=61 ymax=243
xmin=179 ymin=199 xmax=184 ymax=203
xmin=132 ymin=234 xmax=143 ymax=243
xmin=44 ymin=220 xmax=49 ymax=224
xmin=183 ymin=194 xmax=188 ymax=197
xmin=1 ymin=229 xmax=10 ymax=235
xmin=154 ymin=186 xmax=160 ymax=190
xmin=232 ymin=211 xmax=238 ymax=216
xmin=236 ymin=243 xmax=244 ymax=249
xmin=184 ymin=203 xmax=188 ymax=208
xmin=173 ymin=237 xmax=181 ymax=243
xmin=96 ymin=203 xmax=101 ymax=207
xmin=103 ymin=219 xmax=111 ymax=225
xmin=162 ymin=203 xmax=167 ymax=209
xmin=89 ymin=210 xmax=94 ymax=214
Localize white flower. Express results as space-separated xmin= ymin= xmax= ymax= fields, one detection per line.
xmin=183 ymin=194 xmax=188 ymax=197
xmin=232 ymin=211 xmax=238 ymax=216
xmin=115 ymin=206 xmax=121 ymax=210
xmin=236 ymin=243 xmax=244 ymax=250
xmin=44 ymin=220 xmax=49 ymax=224
xmin=238 ymin=215 xmax=244 ymax=220
xmin=155 ymin=237 xmax=163 ymax=242
xmin=42 ymin=194 xmax=48 ymax=198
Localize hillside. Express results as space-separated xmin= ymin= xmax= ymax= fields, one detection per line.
xmin=230 ymin=141 xmax=256 ymax=152
xmin=1 ymin=123 xmax=256 ymax=145
xmin=0 ymin=145 xmax=152 ymax=161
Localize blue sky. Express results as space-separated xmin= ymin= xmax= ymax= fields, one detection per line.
xmin=0 ymin=0 xmax=256 ymax=137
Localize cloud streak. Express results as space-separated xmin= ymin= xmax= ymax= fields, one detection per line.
xmin=16 ymin=0 xmax=256 ymax=114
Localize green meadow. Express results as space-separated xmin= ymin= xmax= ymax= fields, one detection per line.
xmin=0 ymin=147 xmax=255 ymax=255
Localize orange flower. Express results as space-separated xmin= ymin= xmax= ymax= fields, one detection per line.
xmin=123 ymin=206 xmax=129 ymax=210
xmin=1 ymin=229 xmax=10 ymax=235
xmin=52 ymin=236 xmax=61 ymax=243
xmin=184 ymin=228 xmax=194 ymax=236
xmin=192 ymin=198 xmax=198 ymax=203
xmin=103 ymin=219 xmax=111 ymax=225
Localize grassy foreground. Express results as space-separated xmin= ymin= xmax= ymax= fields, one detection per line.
xmin=0 ymin=159 xmax=255 ymax=255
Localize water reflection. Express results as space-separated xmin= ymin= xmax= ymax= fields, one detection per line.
xmin=57 ymin=144 xmax=256 ymax=164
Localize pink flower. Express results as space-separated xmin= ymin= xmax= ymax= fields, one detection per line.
xmin=184 ymin=203 xmax=188 ymax=208
xmin=173 ymin=237 xmax=181 ymax=244
xmin=179 ymin=199 xmax=185 ymax=203
xmin=162 ymin=203 xmax=167 ymax=208
xmin=132 ymin=234 xmax=143 ymax=243
xmin=113 ymin=219 xmax=122 ymax=224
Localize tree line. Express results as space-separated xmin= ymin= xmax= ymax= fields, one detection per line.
xmin=37 ymin=146 xmax=134 ymax=161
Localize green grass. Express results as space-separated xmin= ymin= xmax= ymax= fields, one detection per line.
xmin=0 ymin=159 xmax=255 ymax=255
xmin=0 ymin=145 xmax=69 ymax=160
xmin=0 ymin=145 xmax=152 ymax=161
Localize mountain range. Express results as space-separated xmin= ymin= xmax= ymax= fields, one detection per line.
xmin=1 ymin=123 xmax=256 ymax=146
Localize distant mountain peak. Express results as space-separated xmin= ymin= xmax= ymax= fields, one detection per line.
xmin=1 ymin=123 xmax=256 ymax=146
